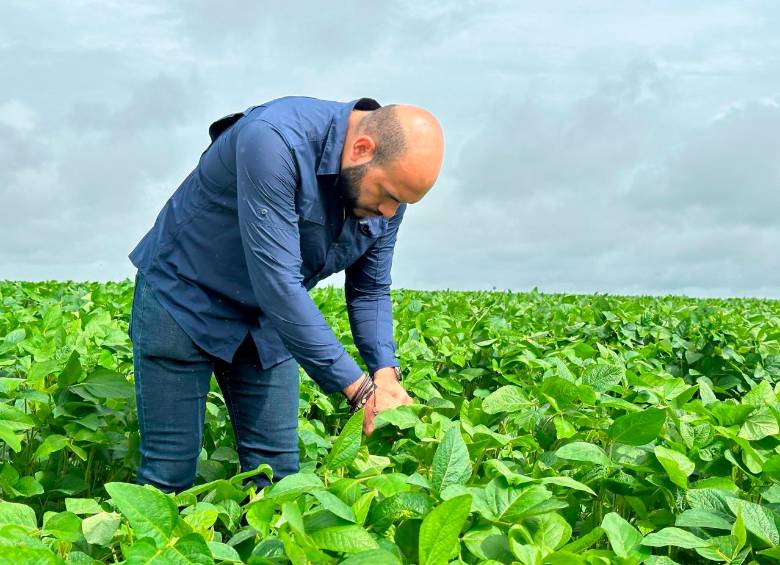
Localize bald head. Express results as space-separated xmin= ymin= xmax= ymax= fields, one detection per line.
xmin=358 ymin=105 xmax=444 ymax=200
xmin=338 ymin=102 xmax=443 ymax=218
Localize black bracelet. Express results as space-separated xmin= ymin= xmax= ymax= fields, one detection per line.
xmin=346 ymin=367 xmax=403 ymax=415
xmin=348 ymin=373 xmax=376 ymax=415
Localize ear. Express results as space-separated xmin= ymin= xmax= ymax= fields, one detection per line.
xmin=350 ymin=134 xmax=376 ymax=162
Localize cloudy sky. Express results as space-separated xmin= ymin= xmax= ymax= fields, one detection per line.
xmin=2 ymin=1 xmax=778 ymax=298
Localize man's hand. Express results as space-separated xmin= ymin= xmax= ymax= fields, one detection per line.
xmin=362 ymin=367 xmax=413 ymax=436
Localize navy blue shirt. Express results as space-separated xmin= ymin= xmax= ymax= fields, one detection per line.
xmin=129 ymin=96 xmax=405 ymax=394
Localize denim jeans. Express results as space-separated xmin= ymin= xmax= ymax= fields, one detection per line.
xmin=128 ymin=270 xmax=300 ymax=493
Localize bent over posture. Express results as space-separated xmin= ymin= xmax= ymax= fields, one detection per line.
xmin=127 ymin=96 xmax=444 ymax=492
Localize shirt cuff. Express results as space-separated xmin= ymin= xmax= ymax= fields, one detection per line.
xmin=366 ymin=354 xmax=401 ymax=376
xmin=314 ymin=349 xmax=366 ymax=395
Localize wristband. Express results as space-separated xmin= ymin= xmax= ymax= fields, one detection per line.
xmin=347 ymin=372 xmax=376 ymax=415
xmin=346 ymin=367 xmax=402 ymax=415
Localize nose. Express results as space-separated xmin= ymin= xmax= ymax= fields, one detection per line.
xmin=378 ymin=201 xmax=400 ymax=218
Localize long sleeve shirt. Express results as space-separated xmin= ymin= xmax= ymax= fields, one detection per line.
xmin=128 ymin=96 xmax=405 ymax=393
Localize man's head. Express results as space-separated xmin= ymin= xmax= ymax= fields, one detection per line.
xmin=337 ymin=104 xmax=444 ymax=218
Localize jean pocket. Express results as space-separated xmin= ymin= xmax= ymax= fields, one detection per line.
xmin=135 ymin=277 xmax=207 ymax=363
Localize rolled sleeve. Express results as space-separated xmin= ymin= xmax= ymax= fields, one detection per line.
xmin=235 ymin=119 xmax=364 ymax=394
xmin=344 ymin=203 xmax=406 ymax=374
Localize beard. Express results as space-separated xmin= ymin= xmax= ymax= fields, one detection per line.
xmin=335 ymin=162 xmax=370 ymax=217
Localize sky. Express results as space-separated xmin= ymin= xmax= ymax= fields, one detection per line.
xmin=1 ymin=1 xmax=778 ymax=298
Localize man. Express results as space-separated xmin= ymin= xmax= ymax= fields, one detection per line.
xmin=127 ymin=96 xmax=444 ymax=493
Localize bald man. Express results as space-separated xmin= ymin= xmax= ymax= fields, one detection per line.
xmin=127 ymin=96 xmax=444 ymax=493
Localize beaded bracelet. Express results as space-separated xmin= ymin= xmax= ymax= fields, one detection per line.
xmin=347 ymin=367 xmax=402 ymax=415
xmin=347 ymin=373 xmax=376 ymax=415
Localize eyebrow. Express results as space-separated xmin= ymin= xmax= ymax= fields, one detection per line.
xmin=384 ymin=185 xmax=404 ymax=204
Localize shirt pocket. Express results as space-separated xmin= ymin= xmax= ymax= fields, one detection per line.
xmin=298 ymin=206 xmax=328 ymax=281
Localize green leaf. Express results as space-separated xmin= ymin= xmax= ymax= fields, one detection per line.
xmin=368 ymin=492 xmax=433 ymax=532
xmin=582 ymin=364 xmax=624 ymax=392
xmin=732 ymin=506 xmax=746 ymax=553
xmin=508 ymin=539 xmax=544 ymax=564
xmin=482 ymin=386 xmax=528 ymax=414
xmin=266 ymin=472 xmax=324 ymax=502
xmin=42 ymin=511 xmax=82 ymax=542
xmin=741 ymin=379 xmax=776 ymax=408
xmin=462 ymin=525 xmax=512 ymax=562
xmin=207 ymin=541 xmax=242 ymax=563
xmin=764 ymin=454 xmax=780 ymax=481
xmin=308 ymin=524 xmax=379 ymax=553
xmin=431 ymin=425 xmax=472 ymax=495
xmin=725 ymin=497 xmax=780 ymax=547
xmin=540 ymin=376 xmax=581 ymax=408
xmin=643 ymin=557 xmax=685 ymax=565
xmin=2 ymin=328 xmax=26 ymax=345
xmin=555 ymin=441 xmax=610 ymax=466
xmin=0 ymin=404 xmax=35 ymax=430
xmin=339 ymin=548 xmax=402 ymax=565
xmin=279 ymin=528 xmax=307 ymax=565
xmin=81 ymin=512 xmax=120 ymax=546
xmin=686 ymin=488 xmax=733 ymax=515
xmin=65 ymin=498 xmax=103 ymax=515
xmin=654 ymin=446 xmax=695 ymax=489
xmin=282 ymin=500 xmax=305 ymax=538
xmin=641 ymin=527 xmax=711 ymax=549
xmin=34 ymin=434 xmax=69 ymax=460
xmin=0 ymin=423 xmax=20 ymax=452
xmin=163 ymin=532 xmax=214 ymax=564
xmin=560 ymin=526 xmax=604 ymax=553
xmin=538 ymin=475 xmax=597 ymax=497
xmin=526 ymin=512 xmax=572 ymax=550
xmin=608 ymin=408 xmax=666 ymax=446
xmin=674 ymin=508 xmax=732 ymax=531
xmin=601 ymin=512 xmax=647 ymax=559
xmin=0 ymin=501 xmax=37 ymax=530
xmin=553 ymin=415 xmax=577 ymax=439
xmin=758 ymin=546 xmax=780 ymax=560
xmin=245 ymin=499 xmax=275 ymax=532
xmin=105 ymin=482 xmax=178 ymax=546
xmin=72 ymin=368 xmax=133 ymax=399
xmin=311 ymin=490 xmax=357 ymax=523
xmin=697 ymin=378 xmax=718 ymax=405
xmin=57 ymin=350 xmax=82 ymax=387
xmin=323 ymin=408 xmax=364 ymax=470
xmin=352 ymin=491 xmax=375 ymax=526
xmin=472 ymin=480 xmax=528 ymax=522
xmin=738 ymin=407 xmax=779 ymax=441
xmin=500 ymin=485 xmax=563 ymax=522
xmin=693 ymin=534 xmax=746 ymax=562
xmin=418 ymin=494 xmax=472 ymax=565
xmin=710 ymin=402 xmax=754 ymax=426
xmin=12 ymin=476 xmax=44 ymax=497
xmin=0 ymin=546 xmax=62 ymax=564
xmin=374 ymin=405 xmax=420 ymax=430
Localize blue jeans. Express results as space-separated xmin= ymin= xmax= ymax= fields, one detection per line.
xmin=128 ymin=270 xmax=300 ymax=493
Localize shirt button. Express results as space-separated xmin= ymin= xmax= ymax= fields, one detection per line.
xmin=260 ymin=208 xmax=268 ymax=217
xmin=359 ymin=222 xmax=371 ymax=235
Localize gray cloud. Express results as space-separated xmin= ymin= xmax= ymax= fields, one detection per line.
xmin=1 ymin=0 xmax=778 ymax=298
xmin=627 ymin=99 xmax=780 ymax=226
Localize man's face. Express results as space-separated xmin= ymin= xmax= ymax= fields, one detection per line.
xmin=336 ymin=161 xmax=407 ymax=219
xmin=335 ymin=162 xmax=374 ymax=217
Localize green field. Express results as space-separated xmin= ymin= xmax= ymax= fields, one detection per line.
xmin=1 ymin=280 xmax=779 ymax=564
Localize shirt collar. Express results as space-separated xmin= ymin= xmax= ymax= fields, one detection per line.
xmin=317 ymin=97 xmax=381 ymax=176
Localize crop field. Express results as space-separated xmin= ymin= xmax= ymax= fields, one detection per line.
xmin=0 ymin=280 xmax=779 ymax=564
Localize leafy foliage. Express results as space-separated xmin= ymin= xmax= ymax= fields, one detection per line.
xmin=1 ymin=280 xmax=779 ymax=563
